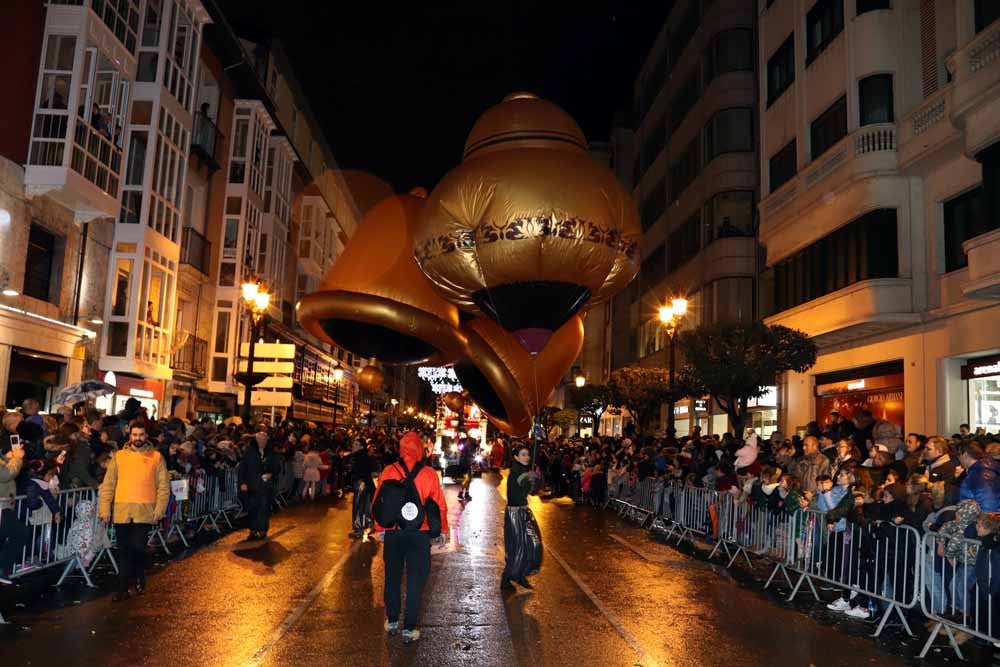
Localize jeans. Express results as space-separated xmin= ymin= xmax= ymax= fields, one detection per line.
xmin=115 ymin=522 xmax=151 ymax=593
xmin=383 ymin=530 xmax=431 ymax=630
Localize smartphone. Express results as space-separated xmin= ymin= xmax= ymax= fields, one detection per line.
xmin=9 ymin=434 xmax=22 ymax=449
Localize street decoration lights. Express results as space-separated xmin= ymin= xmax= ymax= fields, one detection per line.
xmin=236 ymin=280 xmax=271 ymax=424
xmin=658 ymin=297 xmax=688 ymax=435
xmin=332 ymin=367 xmax=344 ymax=429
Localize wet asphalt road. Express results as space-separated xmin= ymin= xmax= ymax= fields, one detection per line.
xmin=1 ymin=473 xmax=930 ymax=666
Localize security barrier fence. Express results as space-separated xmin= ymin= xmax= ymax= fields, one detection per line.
xmin=606 ymin=479 xmax=995 ymax=659
xmin=1 ymin=468 xmax=244 ymax=624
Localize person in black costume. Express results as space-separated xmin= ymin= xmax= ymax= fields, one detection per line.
xmin=502 ymin=443 xmax=543 ymax=591
xmin=238 ymin=429 xmax=282 ymax=540
xmin=348 ymin=439 xmax=376 ymax=538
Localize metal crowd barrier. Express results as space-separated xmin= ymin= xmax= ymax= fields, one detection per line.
xmin=151 ymin=467 xmax=241 ymax=554
xmin=918 ymin=528 xmax=996 ymax=659
xmin=607 ymin=477 xmax=662 ymax=527
xmin=5 ymin=486 xmax=111 ymax=592
xmin=606 ymin=483 xmax=932 ymax=642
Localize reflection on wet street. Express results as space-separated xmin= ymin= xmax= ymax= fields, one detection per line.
xmin=2 ymin=473 xmax=908 ymax=666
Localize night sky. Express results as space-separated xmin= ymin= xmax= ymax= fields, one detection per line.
xmin=219 ymin=1 xmax=671 ymax=192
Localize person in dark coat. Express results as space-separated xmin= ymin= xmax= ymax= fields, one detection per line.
xmin=502 ymin=443 xmax=543 ymax=591
xmin=348 ymin=439 xmax=376 ymax=538
xmin=238 ymin=429 xmax=282 ymax=540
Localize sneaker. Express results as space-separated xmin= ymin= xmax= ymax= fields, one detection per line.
xmin=826 ymin=598 xmax=851 ymax=612
xmin=401 ymin=629 xmax=420 ymax=644
xmin=0 ymin=575 xmax=12 ymax=586
xmin=844 ymin=606 xmax=871 ymax=620
xmin=384 ymin=620 xmax=399 ymax=636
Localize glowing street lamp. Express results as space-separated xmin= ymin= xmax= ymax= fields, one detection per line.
xmin=659 ymin=295 xmax=688 ymax=435
xmin=237 ymin=281 xmax=271 ymax=423
xmin=332 ymin=366 xmax=344 ymax=428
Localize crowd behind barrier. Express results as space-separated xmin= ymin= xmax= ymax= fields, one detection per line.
xmin=0 ymin=396 xmax=429 ymax=625
xmin=602 ymin=476 xmax=996 ymax=659
xmin=526 ymin=419 xmax=1000 ymax=661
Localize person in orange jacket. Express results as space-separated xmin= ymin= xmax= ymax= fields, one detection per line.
xmin=372 ymin=431 xmax=449 ymax=644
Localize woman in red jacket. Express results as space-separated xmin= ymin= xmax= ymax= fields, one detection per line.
xmin=372 ymin=431 xmax=449 ymax=644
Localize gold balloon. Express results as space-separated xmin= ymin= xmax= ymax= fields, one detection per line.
xmin=442 ymin=391 xmax=465 ymax=413
xmin=357 ymin=365 xmax=384 ymax=393
xmin=414 ymin=92 xmax=640 ymax=350
xmin=454 ymin=314 xmax=584 ymax=436
xmin=297 ymin=191 xmax=467 ymax=365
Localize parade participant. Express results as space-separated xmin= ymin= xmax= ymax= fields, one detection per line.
xmin=457 ymin=438 xmax=475 ymax=501
xmin=348 ymin=438 xmax=376 ymax=538
xmin=98 ymin=422 xmax=170 ymax=601
xmin=373 ymin=431 xmax=449 ymax=644
xmin=238 ymin=427 xmax=282 ymax=540
xmin=502 ymin=443 xmax=543 ymax=591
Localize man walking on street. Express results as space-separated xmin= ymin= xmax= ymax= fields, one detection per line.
xmin=98 ymin=422 xmax=170 ymax=601
xmin=239 ymin=427 xmax=281 ymax=540
xmin=373 ymin=432 xmax=449 ymax=644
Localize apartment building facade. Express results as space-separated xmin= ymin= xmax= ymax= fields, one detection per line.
xmin=759 ymin=0 xmax=1000 ymax=437
xmin=606 ymin=0 xmax=764 ymax=436
xmin=0 ymin=0 xmax=368 ymax=425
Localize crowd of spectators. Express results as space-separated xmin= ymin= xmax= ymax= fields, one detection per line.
xmin=0 ymin=395 xmax=429 ymax=583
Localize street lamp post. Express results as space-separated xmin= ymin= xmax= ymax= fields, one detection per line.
xmin=573 ymin=368 xmax=585 ymax=436
xmin=332 ymin=367 xmax=343 ymax=429
xmin=390 ymin=398 xmax=398 ymax=429
xmin=658 ymin=297 xmax=688 ymax=437
xmin=237 ymin=281 xmax=271 ymax=425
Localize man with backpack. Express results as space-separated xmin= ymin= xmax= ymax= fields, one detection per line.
xmin=372 ymin=431 xmax=449 ymax=644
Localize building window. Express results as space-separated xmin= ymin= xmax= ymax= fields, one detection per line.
xmin=976 ymin=0 xmax=1000 ymax=33
xmin=806 ymin=0 xmax=844 ymax=65
xmin=639 ymin=246 xmax=666 ymax=289
xmin=669 ymin=3 xmax=700 ymax=66
xmin=704 ymin=108 xmax=753 ymax=160
xmin=641 ymin=181 xmax=666 ymax=231
xmin=704 ymin=29 xmax=753 ymax=84
xmin=769 ymin=140 xmax=797 ymax=192
xmin=766 ymin=35 xmax=795 ymax=107
xmin=23 ymin=224 xmax=61 ymax=303
xmin=703 ymin=191 xmax=755 ymax=242
xmin=667 ymin=212 xmax=702 ymax=271
xmin=943 ymin=186 xmax=986 ymax=272
xmin=810 ymin=95 xmax=847 ymax=160
xmin=771 ymin=208 xmax=897 ymax=312
xmin=670 ymin=71 xmax=701 ymax=133
xmin=641 ymin=114 xmax=666 ymax=170
xmin=857 ymin=0 xmax=890 ymax=14
xmin=859 ymin=74 xmax=894 ymax=125
xmin=669 ymin=138 xmax=701 ymax=203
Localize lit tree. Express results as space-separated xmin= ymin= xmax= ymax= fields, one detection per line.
xmin=607 ymin=366 xmax=675 ymax=435
xmin=677 ymin=322 xmax=817 ymax=438
xmin=568 ymin=383 xmax=610 ymax=429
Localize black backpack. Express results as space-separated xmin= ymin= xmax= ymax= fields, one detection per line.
xmin=373 ymin=460 xmax=428 ymax=532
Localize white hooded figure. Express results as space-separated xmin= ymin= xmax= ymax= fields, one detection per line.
xmin=66 ymin=499 xmax=98 ymax=568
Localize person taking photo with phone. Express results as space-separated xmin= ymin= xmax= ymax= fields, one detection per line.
xmin=0 ymin=436 xmax=28 ymax=584
xmin=98 ymin=422 xmax=169 ymax=601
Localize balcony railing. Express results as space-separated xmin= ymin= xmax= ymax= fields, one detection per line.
xmin=191 ymin=112 xmax=222 ymax=171
xmin=171 ymin=336 xmax=208 ymax=378
xmin=180 ymin=226 xmax=211 ymax=275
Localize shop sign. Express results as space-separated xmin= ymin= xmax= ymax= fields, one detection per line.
xmin=694 ymin=399 xmax=708 ymax=412
xmin=961 ymin=356 xmax=1000 ymax=380
xmin=815 ymin=373 xmax=904 ymax=397
xmin=673 ymin=405 xmax=689 ymax=415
